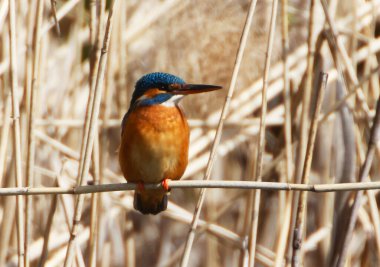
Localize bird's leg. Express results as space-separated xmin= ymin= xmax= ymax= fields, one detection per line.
xmin=161 ymin=178 xmax=171 ymax=192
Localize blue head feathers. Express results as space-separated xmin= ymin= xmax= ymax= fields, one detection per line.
xmin=130 ymin=72 xmax=186 ymax=106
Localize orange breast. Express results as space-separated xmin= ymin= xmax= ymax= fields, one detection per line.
xmin=119 ymin=105 xmax=189 ymax=183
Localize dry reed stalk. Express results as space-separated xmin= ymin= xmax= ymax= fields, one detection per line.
xmin=124 ymin=0 xmax=188 ymax=43
xmin=248 ymin=0 xmax=278 ymax=266
xmin=23 ymin=0 xmax=35 ymax=144
xmin=0 ymin=0 xmax=8 ymax=32
xmin=75 ymin=244 xmax=86 ymax=267
xmin=42 ymin=229 xmax=90 ymax=267
xmin=355 ymin=127 xmax=380 ymax=257
xmin=123 ymin=219 xmax=135 ymax=267
xmin=41 ymin=0 xmax=80 ymax=35
xmin=32 ymin=117 xmax=284 ymax=128
xmin=0 ymin=166 xmax=16 ymax=266
xmin=0 ymin=94 xmax=11 ymax=186
xmin=116 ymin=0 xmax=128 ymax=118
xmin=361 ymin=2 xmax=379 ymax=107
xmin=320 ymin=0 xmax=371 ymax=120
xmin=87 ymin=1 xmax=104 ymax=266
xmin=292 ymin=73 xmax=328 ymax=266
xmin=277 ymin=0 xmax=293 ymax=253
xmin=25 ymin=1 xmax=44 ymax=265
xmin=38 ymin=179 xmax=58 ymax=267
xmin=63 ymin=1 xmax=118 ymax=265
xmin=241 ymin=146 xmax=256 ymax=267
xmin=50 ymin=0 xmax=60 ymax=35
xmin=79 ymin=0 xmax=104 ymax=192
xmin=88 ymin=134 xmax=100 ymax=267
xmin=180 ymin=1 xmax=258 ymax=265
xmin=288 ymin=2 xmax=316 ymax=263
xmin=349 ymin=0 xmax=358 ymax=71
xmin=333 ymin=97 xmax=380 ymax=267
xmin=302 ymin=227 xmax=330 ymax=252
xmin=8 ymin=0 xmax=25 ymax=265
xmin=34 ymin=130 xmax=80 ymax=159
xmin=185 ymin=40 xmax=379 ymax=180
xmin=274 ymin=6 xmax=293 ymax=266
xmin=320 ymin=66 xmax=380 ymax=124
xmin=162 ymin=191 xmax=244 ymax=266
xmin=220 ymin=2 xmax=379 ymax=133
xmin=34 ymin=130 xmax=122 ymax=185
xmin=6 ymin=216 xmax=87 ymax=265
xmin=8 ymin=178 xmax=380 ymax=196
xmin=366 ymin=188 xmax=380 ymax=255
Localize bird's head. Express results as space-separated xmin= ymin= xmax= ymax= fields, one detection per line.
xmin=129 ymin=72 xmax=222 ymax=108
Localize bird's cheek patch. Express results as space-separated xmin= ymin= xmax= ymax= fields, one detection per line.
xmin=144 ymin=88 xmax=165 ymax=98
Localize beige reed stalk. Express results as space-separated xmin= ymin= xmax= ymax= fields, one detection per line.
xmin=8 ymin=0 xmax=25 ymax=266
xmin=25 ymin=1 xmax=44 ymax=265
xmin=41 ymin=0 xmax=80 ymax=35
xmin=0 ymin=94 xmax=11 ymax=186
xmin=333 ymin=97 xmax=380 ymax=267
xmin=50 ymin=0 xmax=60 ymax=35
xmin=63 ymin=1 xmax=118 ymax=266
xmin=320 ymin=0 xmax=371 ymax=121
xmin=274 ymin=0 xmax=293 ymax=266
xmin=179 ymin=1 xmax=258 ymax=266
xmin=6 ymin=178 xmax=380 ymax=196
xmin=0 ymin=164 xmax=16 ymax=267
xmin=292 ymin=73 xmax=328 ymax=267
xmin=38 ymin=179 xmax=58 ymax=267
xmin=87 ymin=1 xmax=105 ymax=265
xmin=287 ymin=0 xmax=316 ymax=263
xmin=248 ymin=0 xmax=278 ymax=266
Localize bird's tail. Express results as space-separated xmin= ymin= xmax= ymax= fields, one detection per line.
xmin=133 ymin=190 xmax=168 ymax=215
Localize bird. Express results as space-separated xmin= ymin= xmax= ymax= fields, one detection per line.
xmin=119 ymin=72 xmax=222 ymax=215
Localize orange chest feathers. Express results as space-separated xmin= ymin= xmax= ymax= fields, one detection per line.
xmin=119 ymin=105 xmax=190 ymax=183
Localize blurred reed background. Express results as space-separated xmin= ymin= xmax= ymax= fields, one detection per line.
xmin=0 ymin=0 xmax=380 ymax=266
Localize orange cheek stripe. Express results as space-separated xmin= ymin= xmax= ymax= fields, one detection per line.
xmin=144 ymin=88 xmax=165 ymax=98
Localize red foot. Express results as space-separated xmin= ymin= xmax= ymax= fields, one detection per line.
xmin=137 ymin=182 xmax=145 ymax=192
xmin=161 ymin=179 xmax=170 ymax=191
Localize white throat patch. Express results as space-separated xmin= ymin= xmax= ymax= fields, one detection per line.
xmin=161 ymin=95 xmax=184 ymax=107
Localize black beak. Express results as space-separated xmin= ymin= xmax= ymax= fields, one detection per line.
xmin=169 ymin=84 xmax=223 ymax=95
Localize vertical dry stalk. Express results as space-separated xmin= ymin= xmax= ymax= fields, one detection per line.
xmin=41 ymin=0 xmax=80 ymax=35
xmin=50 ymin=0 xmax=60 ymax=35
xmin=88 ymin=133 xmax=100 ymax=267
xmin=320 ymin=0 xmax=371 ymax=120
xmin=274 ymin=1 xmax=293 ymax=266
xmin=79 ymin=0 xmax=105 ymax=196
xmin=287 ymin=0 xmax=315 ymax=262
xmin=179 ymin=1 xmax=258 ymax=266
xmin=63 ymin=1 xmax=118 ymax=266
xmin=0 ymin=94 xmax=11 ymax=186
xmin=87 ymin=1 xmax=103 ymax=266
xmin=38 ymin=180 xmax=58 ymax=267
xmin=334 ymin=96 xmax=380 ymax=267
xmin=355 ymin=122 xmax=380 ymax=257
xmin=25 ymin=1 xmax=44 ymax=265
xmin=0 ymin=164 xmax=16 ymax=266
xmin=8 ymin=0 xmax=25 ymax=266
xmin=248 ymin=0 xmax=279 ymax=266
xmin=292 ymin=72 xmax=328 ymax=267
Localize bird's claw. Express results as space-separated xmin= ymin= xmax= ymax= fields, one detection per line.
xmin=161 ymin=179 xmax=171 ymax=192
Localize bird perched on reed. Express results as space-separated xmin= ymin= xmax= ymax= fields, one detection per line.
xmin=119 ymin=72 xmax=222 ymax=215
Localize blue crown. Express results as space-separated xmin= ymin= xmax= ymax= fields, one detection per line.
xmin=130 ymin=72 xmax=186 ymax=105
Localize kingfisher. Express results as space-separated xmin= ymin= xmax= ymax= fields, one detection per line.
xmin=119 ymin=72 xmax=222 ymax=215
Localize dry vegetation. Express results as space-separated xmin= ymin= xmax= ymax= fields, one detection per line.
xmin=0 ymin=0 xmax=380 ymax=266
